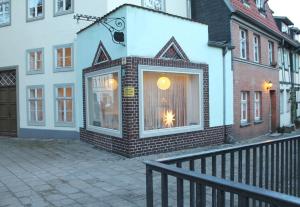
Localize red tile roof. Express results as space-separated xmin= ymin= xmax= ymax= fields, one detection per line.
xmin=230 ymin=0 xmax=281 ymax=35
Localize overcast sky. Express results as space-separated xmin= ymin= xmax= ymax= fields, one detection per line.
xmin=268 ymin=0 xmax=300 ymax=28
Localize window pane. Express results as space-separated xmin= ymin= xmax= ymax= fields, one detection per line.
xmin=29 ymin=52 xmax=35 ymax=70
xmin=65 ymin=0 xmax=71 ymax=10
xmin=64 ymin=47 xmax=72 ymax=67
xmin=57 ymin=0 xmax=63 ymax=12
xmin=56 ymin=48 xmax=63 ymax=67
xmin=66 ymin=100 xmax=72 ymax=111
xmin=143 ymin=71 xmax=200 ymax=130
xmin=88 ymin=72 xmax=119 ymax=130
xmin=37 ymin=0 xmax=43 ymax=16
xmin=58 ymin=100 xmax=64 ymax=111
xmin=36 ymin=88 xmax=43 ymax=98
xmin=66 ymin=112 xmax=72 ymax=122
xmin=29 ymin=89 xmax=36 ymax=98
xmin=65 ymin=87 xmax=72 ymax=97
xmin=57 ymin=88 xmax=64 ymax=97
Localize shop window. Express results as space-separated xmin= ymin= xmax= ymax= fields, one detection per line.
xmin=86 ymin=67 xmax=122 ymax=137
xmin=139 ymin=66 xmax=203 ymax=138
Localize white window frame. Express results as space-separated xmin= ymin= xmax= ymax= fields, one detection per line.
xmin=142 ymin=0 xmax=165 ymax=12
xmin=26 ymin=48 xmax=44 ymax=75
xmin=27 ymin=85 xmax=45 ymax=126
xmin=240 ymin=29 xmax=247 ymax=60
xmin=0 ymin=0 xmax=11 ymax=27
xmin=138 ymin=65 xmax=204 ymax=138
xmin=54 ymin=84 xmax=75 ymax=127
xmin=254 ymin=91 xmax=261 ymax=121
xmin=85 ymin=66 xmax=122 ymax=138
xmin=241 ymin=91 xmax=248 ymax=124
xmin=253 ymin=35 xmax=260 ymax=63
xmin=54 ymin=0 xmax=74 ymax=16
xmin=26 ymin=0 xmax=44 ymax=22
xmin=268 ymin=41 xmax=274 ymax=65
xmin=53 ymin=43 xmax=73 ymax=72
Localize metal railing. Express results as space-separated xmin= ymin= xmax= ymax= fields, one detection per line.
xmin=145 ymin=136 xmax=300 ymax=207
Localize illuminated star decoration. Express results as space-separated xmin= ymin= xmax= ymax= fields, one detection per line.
xmin=163 ymin=110 xmax=175 ymax=128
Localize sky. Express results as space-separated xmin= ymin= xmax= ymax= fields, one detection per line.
xmin=268 ymin=0 xmax=300 ymax=28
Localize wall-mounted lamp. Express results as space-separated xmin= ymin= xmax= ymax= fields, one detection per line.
xmin=157 ymin=77 xmax=171 ymax=90
xmin=266 ymin=81 xmax=273 ymax=90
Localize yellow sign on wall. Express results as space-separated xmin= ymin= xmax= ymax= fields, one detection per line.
xmin=124 ymin=87 xmax=135 ymax=97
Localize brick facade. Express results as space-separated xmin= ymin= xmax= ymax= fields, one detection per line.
xmin=80 ymin=57 xmax=231 ymax=157
xmin=231 ymin=20 xmax=280 ymax=139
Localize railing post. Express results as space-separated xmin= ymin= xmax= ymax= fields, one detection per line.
xmin=176 ymin=162 xmax=184 ymax=207
xmin=190 ymin=160 xmax=195 ymax=207
xmin=161 ymin=173 xmax=168 ymax=207
xmin=146 ymin=165 xmax=154 ymax=207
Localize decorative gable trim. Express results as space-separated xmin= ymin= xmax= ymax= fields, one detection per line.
xmin=92 ymin=41 xmax=112 ymax=66
xmin=155 ymin=37 xmax=189 ymax=61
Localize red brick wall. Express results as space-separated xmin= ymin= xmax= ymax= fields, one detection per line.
xmin=80 ymin=57 xmax=231 ymax=157
xmin=231 ymin=20 xmax=280 ymax=139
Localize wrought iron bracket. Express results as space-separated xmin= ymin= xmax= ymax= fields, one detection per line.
xmin=74 ymin=14 xmax=126 ymax=46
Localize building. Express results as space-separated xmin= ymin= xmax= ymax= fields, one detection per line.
xmin=76 ymin=4 xmax=233 ymax=157
xmin=0 ymin=0 xmax=192 ymax=138
xmin=274 ymin=16 xmax=300 ymax=127
xmin=192 ymin=0 xmax=283 ymax=139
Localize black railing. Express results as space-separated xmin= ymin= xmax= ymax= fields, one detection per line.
xmin=145 ymin=136 xmax=300 ymax=207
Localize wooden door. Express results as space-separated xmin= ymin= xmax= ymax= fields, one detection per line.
xmin=0 ymin=87 xmax=17 ymax=137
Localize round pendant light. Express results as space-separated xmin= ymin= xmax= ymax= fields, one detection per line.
xmin=106 ymin=78 xmax=118 ymax=90
xmin=157 ymin=76 xmax=171 ymax=90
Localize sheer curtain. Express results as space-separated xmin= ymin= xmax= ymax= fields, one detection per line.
xmin=143 ymin=71 xmax=200 ymax=131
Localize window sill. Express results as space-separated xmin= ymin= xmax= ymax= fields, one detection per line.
xmin=55 ymin=122 xmax=75 ymax=128
xmin=54 ymin=9 xmax=74 ymax=17
xmin=26 ymin=70 xmax=44 ymax=75
xmin=240 ymin=122 xmax=251 ymax=128
xmin=0 ymin=22 xmax=11 ymax=28
xmin=28 ymin=122 xmax=45 ymax=127
xmin=254 ymin=120 xmax=263 ymax=125
xmin=54 ymin=67 xmax=74 ymax=73
xmin=87 ymin=125 xmax=122 ymax=138
xmin=26 ymin=16 xmax=45 ymax=23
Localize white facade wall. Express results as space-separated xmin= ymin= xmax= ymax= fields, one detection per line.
xmin=0 ymin=1 xmax=190 ymax=137
xmin=76 ymin=6 xmax=234 ymax=129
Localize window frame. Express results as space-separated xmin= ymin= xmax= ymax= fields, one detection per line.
xmin=186 ymin=0 xmax=192 ymax=19
xmin=254 ymin=91 xmax=262 ymax=121
xmin=27 ymin=85 xmax=45 ymax=126
xmin=268 ymin=41 xmax=274 ymax=66
xmin=240 ymin=29 xmax=248 ymax=60
xmin=53 ymin=43 xmax=74 ymax=72
xmin=142 ymin=0 xmax=166 ymax=12
xmin=53 ymin=0 xmax=74 ymax=17
xmin=85 ymin=66 xmax=122 ymax=138
xmin=26 ymin=0 xmax=45 ymax=22
xmin=26 ymin=48 xmax=44 ymax=75
xmin=286 ymin=90 xmax=291 ymax=113
xmin=0 ymin=0 xmax=11 ymax=27
xmin=138 ymin=65 xmax=204 ymax=138
xmin=54 ymin=83 xmax=75 ymax=127
xmin=241 ymin=91 xmax=248 ymax=124
xmin=253 ymin=35 xmax=260 ymax=63
xmin=280 ymin=90 xmax=284 ymax=114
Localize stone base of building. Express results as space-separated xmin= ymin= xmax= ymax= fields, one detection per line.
xmin=19 ymin=128 xmax=80 ymax=140
xmin=80 ymin=126 xmax=232 ymax=157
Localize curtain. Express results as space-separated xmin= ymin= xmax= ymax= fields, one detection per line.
xmin=143 ymin=71 xmax=200 ymax=131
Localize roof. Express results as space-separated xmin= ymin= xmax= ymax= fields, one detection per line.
xmin=274 ymin=16 xmax=294 ymax=26
xmin=77 ymin=4 xmax=207 ymax=35
xmin=230 ymin=0 xmax=281 ymax=35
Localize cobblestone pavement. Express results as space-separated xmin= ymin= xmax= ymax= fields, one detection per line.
xmin=0 ymin=131 xmax=299 ymax=207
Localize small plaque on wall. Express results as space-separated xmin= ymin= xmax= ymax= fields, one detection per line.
xmin=124 ymin=87 xmax=135 ymax=97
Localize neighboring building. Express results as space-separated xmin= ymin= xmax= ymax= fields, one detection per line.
xmin=76 ymin=4 xmax=233 ymax=157
xmin=192 ymin=0 xmax=283 ymax=139
xmin=0 ymin=0 xmax=192 ymax=138
xmin=274 ymin=16 xmax=300 ymax=126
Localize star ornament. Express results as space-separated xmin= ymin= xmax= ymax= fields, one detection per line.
xmin=163 ymin=110 xmax=175 ymax=128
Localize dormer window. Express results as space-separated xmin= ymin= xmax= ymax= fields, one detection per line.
xmin=255 ymin=0 xmax=266 ymax=12
xmin=142 ymin=0 xmax=165 ymax=12
xmin=282 ymin=23 xmax=289 ymax=34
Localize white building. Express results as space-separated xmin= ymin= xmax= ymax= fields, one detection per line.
xmin=0 ymin=0 xmax=192 ymax=138
xmin=275 ymin=17 xmax=300 ymax=127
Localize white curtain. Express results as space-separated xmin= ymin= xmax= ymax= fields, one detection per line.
xmin=143 ymin=72 xmax=200 ymax=131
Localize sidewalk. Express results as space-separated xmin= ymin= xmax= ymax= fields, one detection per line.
xmin=0 ymin=130 xmax=299 ymax=207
